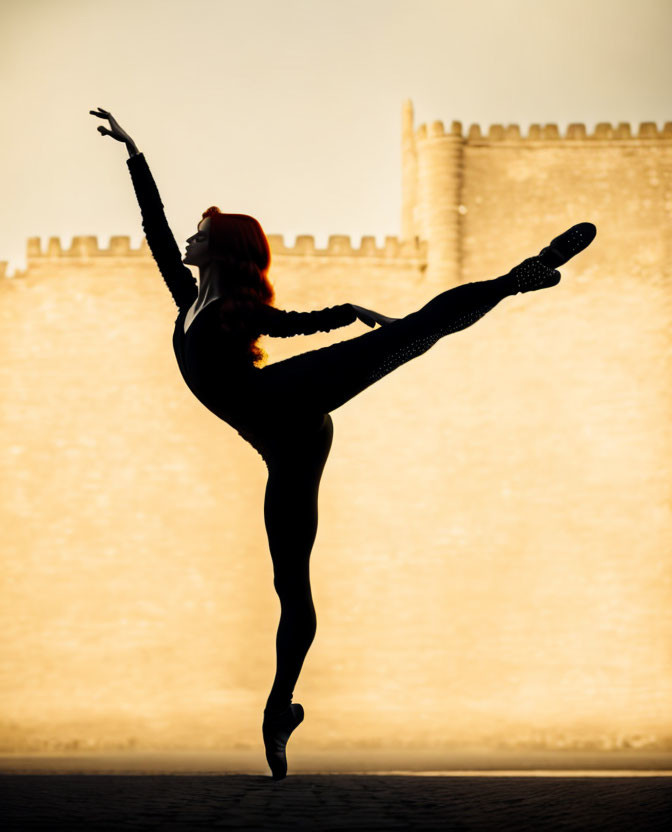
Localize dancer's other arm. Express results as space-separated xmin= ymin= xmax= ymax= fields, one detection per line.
xmin=258 ymin=303 xmax=357 ymax=337
xmin=258 ymin=303 xmax=398 ymax=337
xmin=89 ymin=107 xmax=198 ymax=311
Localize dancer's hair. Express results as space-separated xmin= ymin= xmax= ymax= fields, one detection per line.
xmin=200 ymin=206 xmax=275 ymax=367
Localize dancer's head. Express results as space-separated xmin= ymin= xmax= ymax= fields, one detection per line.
xmin=184 ymin=207 xmax=271 ymax=277
xmin=184 ymin=207 xmax=275 ymax=367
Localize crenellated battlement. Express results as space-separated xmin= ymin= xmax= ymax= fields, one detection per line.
xmin=264 ymin=234 xmax=426 ymax=258
xmin=25 ymin=236 xmax=152 ymax=259
xmin=414 ymin=118 xmax=672 ymax=142
xmin=23 ymin=233 xmax=428 ymax=262
xmin=7 ymin=101 xmax=670 ymax=286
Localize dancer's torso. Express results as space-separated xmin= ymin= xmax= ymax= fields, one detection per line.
xmin=173 ymin=299 xmax=329 ymax=466
xmin=173 ymin=298 xmax=262 ymax=431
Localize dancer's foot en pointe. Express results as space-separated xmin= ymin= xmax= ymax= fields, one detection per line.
xmin=506 ymin=222 xmax=597 ymax=294
xmin=262 ymin=703 xmax=305 ymax=780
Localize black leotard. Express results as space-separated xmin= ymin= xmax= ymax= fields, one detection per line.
xmin=127 ymin=152 xmax=356 ymax=463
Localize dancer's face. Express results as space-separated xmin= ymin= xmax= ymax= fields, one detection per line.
xmin=183 ymin=217 xmax=211 ymax=266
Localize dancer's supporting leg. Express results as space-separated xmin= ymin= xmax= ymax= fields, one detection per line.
xmin=262 ymin=419 xmax=334 ymax=715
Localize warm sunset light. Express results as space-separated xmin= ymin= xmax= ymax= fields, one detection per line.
xmin=1 ymin=0 xmax=670 ymax=769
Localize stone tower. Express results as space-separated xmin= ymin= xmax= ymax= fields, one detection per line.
xmin=401 ymin=98 xmax=464 ymax=287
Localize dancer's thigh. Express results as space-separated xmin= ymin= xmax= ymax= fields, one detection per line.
xmin=255 ymin=309 xmax=435 ymax=415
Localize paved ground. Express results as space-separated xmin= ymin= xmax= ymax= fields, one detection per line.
xmin=1 ymin=768 xmax=671 ymax=831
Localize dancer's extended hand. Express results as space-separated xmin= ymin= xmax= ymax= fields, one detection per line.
xmin=350 ymin=304 xmax=399 ymax=328
xmin=89 ymin=107 xmax=137 ymax=151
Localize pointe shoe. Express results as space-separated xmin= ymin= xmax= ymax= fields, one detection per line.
xmin=262 ymin=703 xmax=304 ymax=780
xmin=537 ymin=222 xmax=597 ymax=269
xmin=507 ymin=222 xmax=596 ymax=294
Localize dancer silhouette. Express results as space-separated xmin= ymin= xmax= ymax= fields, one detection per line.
xmin=90 ymin=107 xmax=596 ymax=779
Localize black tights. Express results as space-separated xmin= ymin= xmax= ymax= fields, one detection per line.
xmin=256 ymin=272 xmax=519 ymax=713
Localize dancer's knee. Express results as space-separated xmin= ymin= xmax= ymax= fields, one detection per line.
xmin=273 ymin=576 xmax=317 ymax=635
xmin=272 ymin=566 xmax=312 ymax=599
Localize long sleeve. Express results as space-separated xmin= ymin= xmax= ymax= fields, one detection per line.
xmin=256 ymin=303 xmax=357 ymax=337
xmin=126 ymin=152 xmax=198 ymax=311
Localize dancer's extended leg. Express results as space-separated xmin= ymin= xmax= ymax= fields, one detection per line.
xmin=257 ymin=269 xmax=532 ymax=416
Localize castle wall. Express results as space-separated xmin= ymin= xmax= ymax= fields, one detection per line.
xmin=1 ymin=105 xmax=670 ymax=754
xmin=402 ymin=101 xmax=672 ymax=287
xmin=458 ymin=123 xmax=672 ymax=285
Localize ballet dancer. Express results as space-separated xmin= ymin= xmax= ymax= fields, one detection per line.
xmin=90 ymin=107 xmax=596 ymax=780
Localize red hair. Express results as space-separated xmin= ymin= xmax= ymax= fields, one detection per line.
xmin=199 ymin=206 xmax=275 ymax=368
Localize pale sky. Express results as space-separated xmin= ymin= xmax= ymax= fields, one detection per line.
xmin=1 ymin=0 xmax=670 ymax=276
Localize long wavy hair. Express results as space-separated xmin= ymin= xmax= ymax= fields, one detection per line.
xmin=200 ymin=206 xmax=275 ymax=367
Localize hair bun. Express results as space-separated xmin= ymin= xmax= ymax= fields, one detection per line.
xmin=201 ymin=206 xmax=223 ymax=219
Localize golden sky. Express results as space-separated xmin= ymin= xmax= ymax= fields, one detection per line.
xmin=1 ymin=0 xmax=670 ymax=276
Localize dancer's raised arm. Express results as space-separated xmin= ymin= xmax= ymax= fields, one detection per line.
xmin=89 ymin=107 xmax=198 ymax=311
